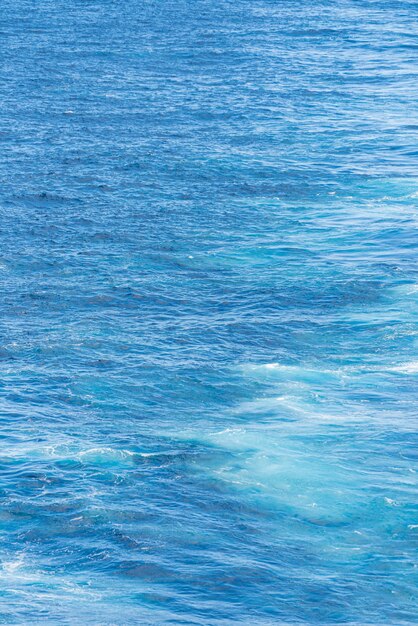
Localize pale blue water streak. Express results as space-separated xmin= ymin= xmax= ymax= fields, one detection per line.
xmin=0 ymin=0 xmax=418 ymax=623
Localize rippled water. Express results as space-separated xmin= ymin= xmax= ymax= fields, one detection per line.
xmin=1 ymin=0 xmax=418 ymax=623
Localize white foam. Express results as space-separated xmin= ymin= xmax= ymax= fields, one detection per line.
xmin=390 ymin=361 xmax=418 ymax=374
xmin=2 ymin=554 xmax=25 ymax=574
xmin=77 ymin=447 xmax=136 ymax=466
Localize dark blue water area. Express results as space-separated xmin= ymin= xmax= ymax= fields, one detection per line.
xmin=1 ymin=0 xmax=418 ymax=623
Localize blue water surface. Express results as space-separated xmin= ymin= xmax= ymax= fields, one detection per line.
xmin=1 ymin=0 xmax=418 ymax=623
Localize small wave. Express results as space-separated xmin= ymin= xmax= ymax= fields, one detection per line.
xmin=389 ymin=361 xmax=418 ymax=374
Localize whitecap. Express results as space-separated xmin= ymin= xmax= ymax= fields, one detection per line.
xmin=390 ymin=361 xmax=418 ymax=374
xmin=77 ymin=447 xmax=135 ymax=466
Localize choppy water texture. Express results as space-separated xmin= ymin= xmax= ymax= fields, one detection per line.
xmin=1 ymin=0 xmax=418 ymax=624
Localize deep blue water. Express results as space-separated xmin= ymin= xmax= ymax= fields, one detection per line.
xmin=1 ymin=0 xmax=418 ymax=623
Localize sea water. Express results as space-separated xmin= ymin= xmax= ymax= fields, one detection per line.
xmin=0 ymin=0 xmax=417 ymax=623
